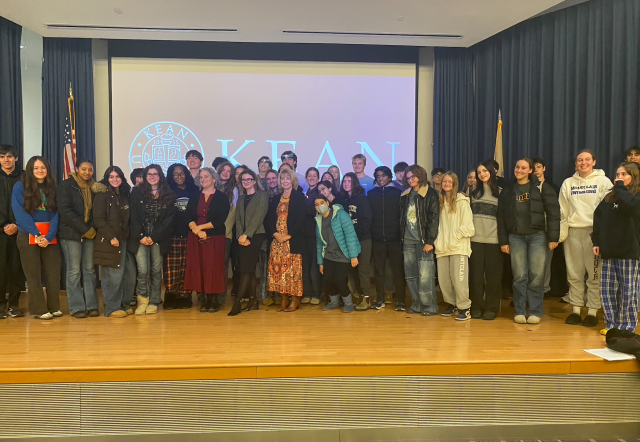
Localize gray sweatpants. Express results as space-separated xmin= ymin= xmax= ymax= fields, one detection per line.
xmin=565 ymin=226 xmax=601 ymax=309
xmin=437 ymin=254 xmax=471 ymax=310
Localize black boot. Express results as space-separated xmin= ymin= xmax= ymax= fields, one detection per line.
xmin=208 ymin=295 xmax=220 ymax=313
xmin=200 ymin=294 xmax=211 ymax=313
xmin=164 ymin=292 xmax=176 ymax=310
xmin=228 ymin=296 xmax=243 ymax=316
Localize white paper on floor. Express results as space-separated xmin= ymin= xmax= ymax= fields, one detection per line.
xmin=584 ymin=348 xmax=636 ymax=361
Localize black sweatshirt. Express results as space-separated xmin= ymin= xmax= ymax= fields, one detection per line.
xmin=0 ymin=168 xmax=22 ymax=228
xmin=593 ymin=181 xmax=640 ymax=259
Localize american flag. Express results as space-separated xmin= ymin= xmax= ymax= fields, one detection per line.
xmin=63 ymin=86 xmax=76 ymax=180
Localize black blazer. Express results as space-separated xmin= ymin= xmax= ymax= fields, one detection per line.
xmin=265 ymin=191 xmax=306 ymax=255
xmin=127 ymin=187 xmax=177 ymax=256
xmin=185 ymin=190 xmax=230 ymax=237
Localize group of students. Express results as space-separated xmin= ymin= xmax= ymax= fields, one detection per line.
xmin=1 ymin=143 xmax=639 ymax=335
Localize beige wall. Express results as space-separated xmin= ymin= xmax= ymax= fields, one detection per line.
xmin=20 ymin=27 xmax=43 ymax=161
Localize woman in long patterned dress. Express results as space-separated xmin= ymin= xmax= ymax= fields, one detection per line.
xmin=265 ymin=168 xmax=306 ymax=312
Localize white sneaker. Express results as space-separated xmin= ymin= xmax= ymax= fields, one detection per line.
xmin=514 ymin=315 xmax=527 ymax=324
xmin=36 ymin=312 xmax=53 ymax=320
xmin=52 ymin=311 xmax=63 ymax=317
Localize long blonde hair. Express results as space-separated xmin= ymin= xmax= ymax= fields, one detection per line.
xmin=439 ymin=171 xmax=459 ymax=213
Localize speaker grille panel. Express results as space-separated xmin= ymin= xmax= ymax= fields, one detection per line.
xmin=1 ymin=374 xmax=639 ymax=437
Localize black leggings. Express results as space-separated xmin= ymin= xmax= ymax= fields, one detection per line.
xmin=323 ymin=259 xmax=351 ymax=298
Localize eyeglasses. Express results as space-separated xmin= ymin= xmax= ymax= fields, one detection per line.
xmin=406 ymin=175 xmax=417 ymax=181
xmin=433 ymin=173 xmax=444 ymax=178
xmin=198 ymin=237 xmax=210 ymax=244
xmin=173 ymin=173 xmax=185 ymax=178
xmin=242 ymin=178 xmax=255 ymax=183
xmin=147 ymin=173 xmax=159 ymax=177
xmin=259 ymin=159 xmax=270 ymax=164
xmin=281 ymin=154 xmax=295 ymax=159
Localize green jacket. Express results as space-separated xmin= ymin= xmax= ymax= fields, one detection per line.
xmin=315 ymin=204 xmax=361 ymax=264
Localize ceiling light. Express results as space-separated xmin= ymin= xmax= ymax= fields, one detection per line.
xmin=46 ymin=24 xmax=238 ymax=33
xmin=114 ymin=8 xmax=123 ymax=14
xmin=282 ymin=30 xmax=463 ymax=39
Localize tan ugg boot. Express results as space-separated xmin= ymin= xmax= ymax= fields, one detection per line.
xmin=145 ymin=304 xmax=158 ymax=315
xmin=135 ymin=295 xmax=149 ymax=315
xmin=110 ymin=310 xmax=127 ymax=318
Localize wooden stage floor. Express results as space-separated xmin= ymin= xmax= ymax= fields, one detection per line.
xmin=1 ymin=294 xmax=637 ymax=384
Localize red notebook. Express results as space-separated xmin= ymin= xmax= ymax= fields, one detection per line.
xmin=29 ymin=222 xmax=57 ymax=245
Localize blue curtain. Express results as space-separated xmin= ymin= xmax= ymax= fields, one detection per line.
xmin=434 ymin=0 xmax=640 ymax=186
xmin=433 ymin=47 xmax=476 ymax=180
xmin=42 ymin=38 xmax=95 ymax=183
xmin=0 ymin=16 xmax=23 ymax=159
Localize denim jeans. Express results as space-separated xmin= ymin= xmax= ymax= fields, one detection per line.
xmin=509 ymin=231 xmax=547 ymax=318
xmin=135 ymin=243 xmax=163 ymax=305
xmin=101 ymin=241 xmax=128 ymax=316
xmin=60 ymin=238 xmax=98 ymax=314
xmin=403 ymin=242 xmax=437 ymax=314
xmin=124 ymin=251 xmax=138 ymax=304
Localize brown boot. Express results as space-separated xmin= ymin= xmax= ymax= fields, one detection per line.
xmin=284 ymin=296 xmax=301 ymax=312
xmin=277 ymin=295 xmax=290 ymax=312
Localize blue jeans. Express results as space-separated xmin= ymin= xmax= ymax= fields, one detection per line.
xmin=101 ymin=241 xmax=128 ymax=316
xmin=403 ymin=243 xmax=437 ymax=314
xmin=135 ymin=243 xmax=163 ymax=305
xmin=60 ymin=238 xmax=97 ymax=314
xmin=509 ymin=231 xmax=547 ymax=317
xmin=124 ymin=251 xmax=137 ymax=304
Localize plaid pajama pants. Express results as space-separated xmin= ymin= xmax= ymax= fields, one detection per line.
xmin=601 ymin=259 xmax=640 ymax=332
xmin=163 ymin=236 xmax=191 ymax=297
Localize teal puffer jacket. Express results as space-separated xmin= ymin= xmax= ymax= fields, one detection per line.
xmin=315 ymin=204 xmax=362 ymax=264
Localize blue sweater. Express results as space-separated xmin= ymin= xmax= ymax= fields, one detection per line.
xmin=11 ymin=181 xmax=59 ymax=242
xmin=315 ymin=204 xmax=361 ymax=264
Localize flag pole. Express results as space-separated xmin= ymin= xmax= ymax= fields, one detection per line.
xmin=494 ymin=110 xmax=504 ymax=177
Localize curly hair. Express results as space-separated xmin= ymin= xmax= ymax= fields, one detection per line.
xmin=22 ymin=156 xmax=57 ymax=214
xmin=217 ymin=161 xmax=236 ymax=203
xmin=166 ymin=163 xmax=198 ymax=193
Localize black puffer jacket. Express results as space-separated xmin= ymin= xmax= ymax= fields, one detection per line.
xmin=0 ymin=168 xmax=22 ymax=228
xmin=93 ymin=188 xmax=130 ymax=268
xmin=127 ymin=187 xmax=177 ymax=256
xmin=343 ymin=192 xmax=372 ymax=242
xmin=497 ymin=177 xmax=560 ymax=246
xmin=399 ymin=184 xmax=440 ymax=246
xmin=368 ymin=185 xmax=401 ymax=242
xmin=57 ymin=176 xmax=107 ymax=241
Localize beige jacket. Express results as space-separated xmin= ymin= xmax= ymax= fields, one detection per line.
xmin=434 ymin=193 xmax=475 ymax=258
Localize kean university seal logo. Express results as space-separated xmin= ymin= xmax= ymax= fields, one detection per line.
xmin=129 ymin=122 xmax=204 ymax=174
